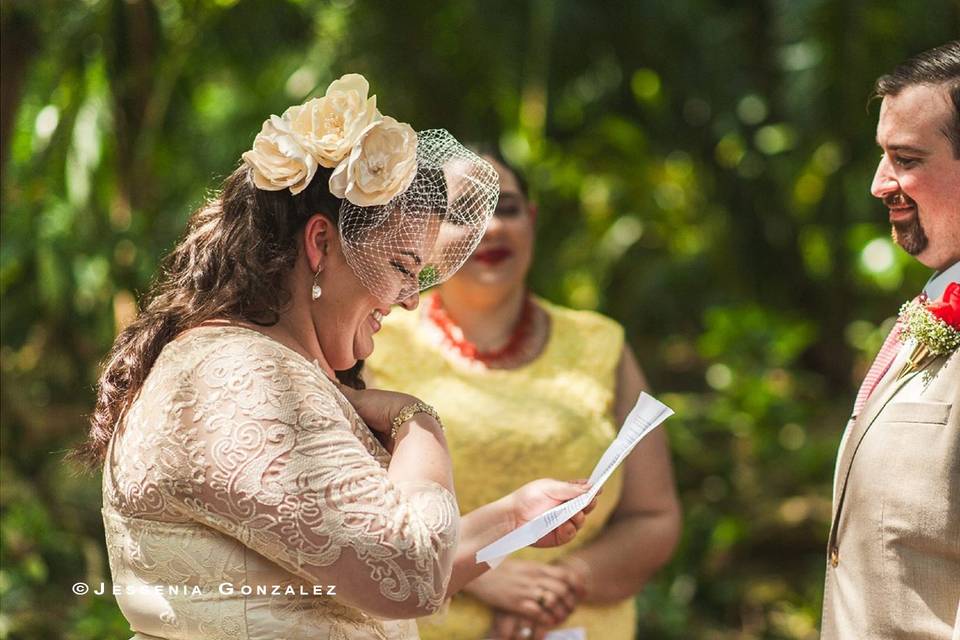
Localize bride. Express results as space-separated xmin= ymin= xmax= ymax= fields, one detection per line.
xmin=73 ymin=74 xmax=597 ymax=640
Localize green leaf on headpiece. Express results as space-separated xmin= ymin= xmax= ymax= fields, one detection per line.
xmin=418 ymin=264 xmax=439 ymax=288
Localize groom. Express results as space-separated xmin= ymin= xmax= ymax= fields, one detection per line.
xmin=820 ymin=41 xmax=960 ymax=639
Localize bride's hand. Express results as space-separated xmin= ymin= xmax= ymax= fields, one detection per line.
xmin=509 ymin=479 xmax=600 ymax=548
xmin=336 ymin=386 xmax=420 ymax=436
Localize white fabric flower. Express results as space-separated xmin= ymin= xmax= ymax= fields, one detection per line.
xmin=329 ymin=116 xmax=418 ymax=207
xmin=285 ymin=73 xmax=382 ymax=168
xmin=241 ymin=115 xmax=318 ymax=195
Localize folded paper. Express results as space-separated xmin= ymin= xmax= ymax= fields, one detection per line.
xmin=476 ymin=392 xmax=674 ymax=565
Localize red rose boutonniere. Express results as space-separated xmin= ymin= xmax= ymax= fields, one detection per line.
xmin=896 ymin=281 xmax=960 ymax=380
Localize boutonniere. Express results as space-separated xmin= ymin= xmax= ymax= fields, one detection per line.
xmin=896 ymin=281 xmax=960 ymax=380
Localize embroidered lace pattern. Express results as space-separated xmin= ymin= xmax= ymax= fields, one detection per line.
xmin=102 ymin=325 xmax=459 ymax=640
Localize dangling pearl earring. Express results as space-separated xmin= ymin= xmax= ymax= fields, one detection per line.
xmin=311 ymin=265 xmax=323 ymax=300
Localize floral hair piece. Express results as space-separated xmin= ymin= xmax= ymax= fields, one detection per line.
xmin=242 ymin=74 xmax=500 ymax=304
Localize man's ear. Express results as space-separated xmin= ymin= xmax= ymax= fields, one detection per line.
xmin=304 ymin=213 xmax=335 ymax=272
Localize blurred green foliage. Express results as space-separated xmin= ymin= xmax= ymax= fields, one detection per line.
xmin=1 ymin=1 xmax=957 ymax=638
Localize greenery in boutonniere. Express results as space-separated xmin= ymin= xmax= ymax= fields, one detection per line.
xmin=896 ymin=282 xmax=960 ymax=380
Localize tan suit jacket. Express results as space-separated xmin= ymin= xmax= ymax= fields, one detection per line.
xmin=821 ymin=341 xmax=960 ymax=639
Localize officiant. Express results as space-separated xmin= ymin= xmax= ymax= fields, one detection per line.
xmin=366 ymin=151 xmax=682 ymax=640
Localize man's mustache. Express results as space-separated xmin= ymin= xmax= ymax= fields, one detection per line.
xmin=883 ymin=191 xmax=916 ymax=208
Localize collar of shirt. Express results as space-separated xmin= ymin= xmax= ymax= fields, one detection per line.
xmin=923 ymin=261 xmax=960 ymax=300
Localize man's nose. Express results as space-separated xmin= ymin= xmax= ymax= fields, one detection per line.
xmin=398 ymin=290 xmax=420 ymax=311
xmin=870 ymin=155 xmax=898 ymax=198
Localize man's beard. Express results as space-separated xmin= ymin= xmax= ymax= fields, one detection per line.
xmin=886 ymin=192 xmax=928 ymax=255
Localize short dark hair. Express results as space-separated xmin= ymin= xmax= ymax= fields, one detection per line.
xmin=874 ymin=40 xmax=960 ymax=158
xmin=467 ymin=144 xmax=530 ymax=199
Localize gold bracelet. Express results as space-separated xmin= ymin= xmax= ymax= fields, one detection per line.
xmin=390 ymin=401 xmax=443 ymax=441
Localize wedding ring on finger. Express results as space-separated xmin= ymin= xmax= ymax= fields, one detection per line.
xmin=536 ymin=588 xmax=548 ymax=608
xmin=519 ymin=626 xmax=533 ymax=639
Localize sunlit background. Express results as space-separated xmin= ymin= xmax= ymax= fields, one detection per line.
xmin=1 ymin=1 xmax=958 ymax=638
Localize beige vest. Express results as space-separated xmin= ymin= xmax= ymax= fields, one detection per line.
xmin=821 ymin=341 xmax=960 ymax=639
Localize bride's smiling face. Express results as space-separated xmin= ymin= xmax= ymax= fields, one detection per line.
xmin=303 ymin=214 xmax=436 ymax=370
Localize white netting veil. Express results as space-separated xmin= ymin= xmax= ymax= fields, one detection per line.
xmin=338 ymin=129 xmax=500 ymax=304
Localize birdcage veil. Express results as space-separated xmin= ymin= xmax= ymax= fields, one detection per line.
xmin=241 ymin=73 xmax=499 ymax=304
xmin=338 ymin=129 xmax=499 ymax=303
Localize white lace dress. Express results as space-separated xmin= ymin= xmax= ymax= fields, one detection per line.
xmin=101 ymin=326 xmax=460 ymax=640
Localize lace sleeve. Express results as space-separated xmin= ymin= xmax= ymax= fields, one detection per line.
xmin=161 ymin=341 xmax=460 ymax=619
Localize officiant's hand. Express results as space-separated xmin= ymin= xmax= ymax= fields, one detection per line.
xmin=466 ymin=559 xmax=581 ymax=627
xmin=510 ymin=479 xmax=600 ymax=549
xmin=490 ymin=610 xmax=547 ymax=640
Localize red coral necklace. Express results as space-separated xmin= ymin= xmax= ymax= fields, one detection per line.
xmin=425 ymin=292 xmax=535 ymax=364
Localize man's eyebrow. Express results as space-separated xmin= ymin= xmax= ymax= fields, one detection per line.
xmin=400 ymin=250 xmax=422 ymax=265
xmin=877 ymin=140 xmax=930 ymax=155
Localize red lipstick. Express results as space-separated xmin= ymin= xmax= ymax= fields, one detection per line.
xmin=472 ymin=247 xmax=513 ymax=265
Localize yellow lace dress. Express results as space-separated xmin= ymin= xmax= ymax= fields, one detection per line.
xmin=366 ymin=296 xmax=635 ymax=640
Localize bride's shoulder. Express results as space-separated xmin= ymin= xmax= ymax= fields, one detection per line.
xmin=156 ymin=325 xmax=322 ymax=385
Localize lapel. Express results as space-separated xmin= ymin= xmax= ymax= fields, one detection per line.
xmin=831 ymin=343 xmax=923 ymax=512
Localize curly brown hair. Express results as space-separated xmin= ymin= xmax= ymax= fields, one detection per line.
xmin=70 ymin=162 xmax=366 ymax=471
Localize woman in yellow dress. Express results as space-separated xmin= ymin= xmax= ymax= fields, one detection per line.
xmin=366 ymin=153 xmax=682 ymax=640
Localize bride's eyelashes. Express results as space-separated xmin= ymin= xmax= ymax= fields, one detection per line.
xmin=390 ymin=259 xmax=416 ymax=280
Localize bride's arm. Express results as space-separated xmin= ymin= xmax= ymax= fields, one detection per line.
xmin=160 ymin=348 xmax=458 ymax=620
xmin=340 ymin=386 xmax=599 ymax=602
xmin=335 ymin=383 xmax=454 ymax=492
xmin=343 ymin=383 xmax=602 ymax=600
xmin=387 ymin=412 xmax=454 ymax=491
xmin=445 ymin=479 xmax=598 ymax=597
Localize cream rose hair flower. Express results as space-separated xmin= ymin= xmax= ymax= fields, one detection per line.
xmin=242 ymin=73 xmax=418 ymax=206
xmin=328 ymin=116 xmax=418 ymax=207
xmin=241 ymin=115 xmax=318 ymax=195
xmin=285 ymin=73 xmax=381 ymax=168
